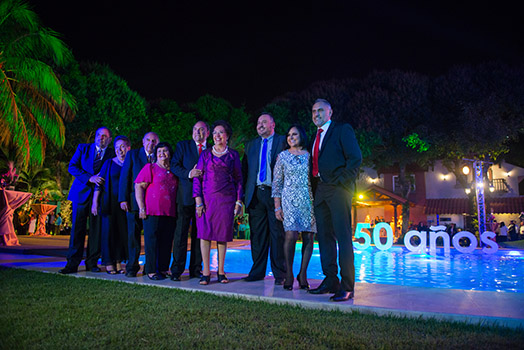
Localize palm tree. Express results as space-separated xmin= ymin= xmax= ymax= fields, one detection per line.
xmin=0 ymin=0 xmax=76 ymax=169
xmin=16 ymin=167 xmax=61 ymax=202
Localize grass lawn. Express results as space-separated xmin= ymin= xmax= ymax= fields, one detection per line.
xmin=0 ymin=267 xmax=522 ymax=349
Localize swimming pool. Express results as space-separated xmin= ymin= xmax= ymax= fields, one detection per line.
xmin=198 ymin=244 xmax=524 ymax=293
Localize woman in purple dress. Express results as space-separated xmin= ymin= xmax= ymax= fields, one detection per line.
xmin=194 ymin=120 xmax=243 ymax=285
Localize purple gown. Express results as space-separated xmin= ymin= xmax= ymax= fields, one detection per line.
xmin=193 ymin=148 xmax=243 ymax=242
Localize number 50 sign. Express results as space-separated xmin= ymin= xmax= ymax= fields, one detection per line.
xmin=354 ymin=223 xmax=394 ymax=251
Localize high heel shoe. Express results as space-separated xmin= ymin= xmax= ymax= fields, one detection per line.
xmin=199 ymin=275 xmax=211 ymax=285
xmin=283 ymin=277 xmax=293 ymax=290
xmin=217 ymin=274 xmax=229 ymax=284
xmin=297 ymin=274 xmax=310 ymax=290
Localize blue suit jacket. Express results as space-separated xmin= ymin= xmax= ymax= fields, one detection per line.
xmin=118 ymin=147 xmax=149 ymax=212
xmin=242 ymin=134 xmax=286 ymax=208
xmin=172 ymin=139 xmax=202 ymax=206
xmin=67 ymin=143 xmax=114 ymax=205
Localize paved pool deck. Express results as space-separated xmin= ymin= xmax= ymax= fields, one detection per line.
xmin=1 ymin=236 xmax=522 ymax=329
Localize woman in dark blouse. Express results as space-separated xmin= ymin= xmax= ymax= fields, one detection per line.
xmin=92 ymin=135 xmax=131 ymax=274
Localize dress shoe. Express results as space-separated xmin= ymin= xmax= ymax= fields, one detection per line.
xmin=330 ymin=291 xmax=354 ymax=302
xmin=170 ymin=275 xmax=181 ymax=281
xmin=274 ymin=278 xmax=285 ymax=285
xmin=125 ymin=271 xmax=137 ymax=278
xmin=308 ymin=282 xmax=339 ymax=295
xmin=189 ymin=270 xmax=202 ymax=279
xmin=148 ymin=273 xmax=165 ymax=281
xmin=243 ymin=275 xmax=264 ymax=282
xmin=88 ymin=266 xmax=101 ymax=273
xmin=58 ymin=267 xmax=77 ymax=274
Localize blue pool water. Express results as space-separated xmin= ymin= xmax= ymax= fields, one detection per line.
xmin=187 ymin=244 xmax=523 ymax=293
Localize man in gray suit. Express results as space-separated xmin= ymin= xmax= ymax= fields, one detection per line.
xmin=242 ymin=113 xmax=287 ymax=284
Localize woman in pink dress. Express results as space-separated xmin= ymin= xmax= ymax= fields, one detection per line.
xmin=194 ymin=120 xmax=243 ymax=285
xmin=135 ymin=142 xmax=178 ymax=280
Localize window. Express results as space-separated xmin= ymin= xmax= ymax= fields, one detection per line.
xmin=392 ymin=174 xmax=416 ymax=194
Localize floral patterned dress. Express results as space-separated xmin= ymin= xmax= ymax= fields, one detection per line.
xmin=272 ymin=150 xmax=317 ymax=233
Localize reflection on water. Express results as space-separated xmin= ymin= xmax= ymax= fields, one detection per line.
xmin=203 ymin=244 xmax=523 ymax=293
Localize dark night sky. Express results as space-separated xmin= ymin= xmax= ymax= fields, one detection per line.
xmin=32 ymin=0 xmax=524 ymax=111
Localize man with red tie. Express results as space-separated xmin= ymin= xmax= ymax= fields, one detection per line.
xmin=169 ymin=121 xmax=209 ymax=280
xmin=60 ymin=127 xmax=114 ymax=274
xmin=307 ymin=99 xmax=362 ymax=301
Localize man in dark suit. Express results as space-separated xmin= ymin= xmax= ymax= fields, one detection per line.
xmin=118 ymin=131 xmax=159 ymax=277
xmin=59 ymin=127 xmax=114 ymax=274
xmin=169 ymin=121 xmax=209 ymax=281
xmin=307 ymin=99 xmax=362 ymax=301
xmin=242 ymin=113 xmax=287 ymax=284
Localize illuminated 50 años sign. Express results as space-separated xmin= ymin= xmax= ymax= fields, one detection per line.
xmin=354 ymin=223 xmax=499 ymax=254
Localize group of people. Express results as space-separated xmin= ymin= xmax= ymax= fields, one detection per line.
xmin=495 ymin=220 xmax=524 ymax=242
xmin=14 ymin=210 xmax=64 ymax=236
xmin=59 ymin=98 xmax=362 ymax=302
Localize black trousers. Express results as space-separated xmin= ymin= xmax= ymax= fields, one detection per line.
xmin=314 ymin=182 xmax=355 ymax=292
xmin=125 ymin=211 xmax=143 ymax=274
xmin=66 ymin=202 xmax=101 ymax=270
xmin=170 ymin=203 xmax=202 ymax=277
xmin=246 ymin=186 xmax=286 ymax=280
xmin=143 ymin=215 xmax=176 ymax=274
xmin=100 ymin=208 xmax=128 ymax=266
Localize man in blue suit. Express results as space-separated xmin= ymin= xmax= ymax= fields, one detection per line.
xmin=169 ymin=121 xmax=209 ymax=280
xmin=242 ymin=113 xmax=287 ymax=284
xmin=307 ymin=99 xmax=362 ymax=301
xmin=118 ymin=131 xmax=159 ymax=277
xmin=59 ymin=127 xmax=114 ymax=274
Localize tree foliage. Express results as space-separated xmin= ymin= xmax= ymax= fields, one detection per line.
xmin=431 ymin=63 xmax=524 ymax=178
xmin=147 ymin=99 xmax=196 ymax=147
xmin=16 ymin=166 xmax=61 ymax=203
xmin=0 ymin=0 xmax=76 ymax=169
xmin=61 ymin=62 xmax=148 ymax=151
xmin=188 ymin=95 xmax=255 ymax=154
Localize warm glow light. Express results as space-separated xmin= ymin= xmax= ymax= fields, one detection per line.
xmin=462 ymin=166 xmax=470 ymax=175
xmin=465 ymin=188 xmax=471 ymax=194
xmin=358 ymin=194 xmax=364 ymax=200
xmin=489 ymin=186 xmax=495 ymax=192
xmin=441 ymin=174 xmax=448 ymax=181
xmin=476 ymin=182 xmax=484 ymax=189
xmin=368 ymin=177 xmax=377 ymax=184
xmin=504 ymin=172 xmax=511 ymax=177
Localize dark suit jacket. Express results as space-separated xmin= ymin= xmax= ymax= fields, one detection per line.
xmin=172 ymin=139 xmax=202 ymax=206
xmin=313 ymin=122 xmax=362 ymax=193
xmin=67 ymin=143 xmax=114 ymax=205
xmin=242 ymin=134 xmax=287 ymax=208
xmin=118 ymin=147 xmax=148 ymax=212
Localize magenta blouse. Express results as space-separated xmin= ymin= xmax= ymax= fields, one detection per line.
xmin=135 ymin=163 xmax=178 ymax=217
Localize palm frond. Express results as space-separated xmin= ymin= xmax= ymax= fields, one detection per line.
xmin=0 ymin=0 xmax=39 ymax=31
xmin=0 ymin=0 xmax=76 ymax=169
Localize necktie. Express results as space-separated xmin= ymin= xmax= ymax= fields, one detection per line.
xmin=148 ymin=154 xmax=153 ymax=164
xmin=312 ymin=128 xmax=323 ymax=177
xmin=259 ymin=138 xmax=268 ymax=182
xmin=198 ymin=143 xmax=203 ymax=156
xmin=93 ymin=149 xmax=102 ymax=174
